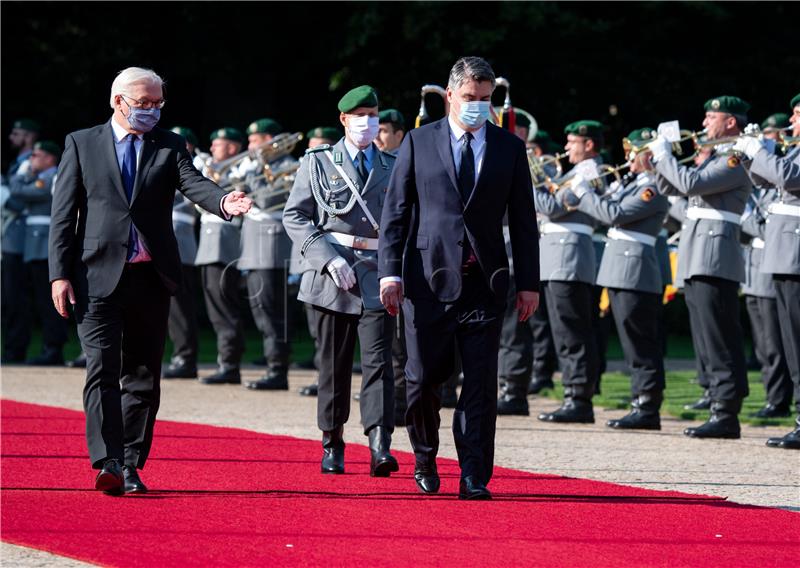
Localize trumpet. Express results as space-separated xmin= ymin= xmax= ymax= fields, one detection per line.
xmin=205 ymin=132 xmax=304 ymax=183
xmin=415 ymin=84 xmax=448 ymax=128
xmin=627 ymin=129 xmax=706 ymax=165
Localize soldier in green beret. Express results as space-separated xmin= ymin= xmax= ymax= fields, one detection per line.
xmin=6 ymin=119 xmax=41 ymax=178
xmin=376 ymin=109 xmax=406 ymax=156
xmin=306 ymin=127 xmax=340 ymax=149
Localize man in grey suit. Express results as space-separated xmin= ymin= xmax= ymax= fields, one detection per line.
xmin=573 ymin=128 xmax=669 ymax=429
xmin=735 ymin=92 xmax=800 ymax=449
xmin=650 ymin=95 xmax=753 ymax=439
xmin=534 ymin=120 xmax=606 ymax=424
xmin=283 ymin=85 xmax=399 ymax=477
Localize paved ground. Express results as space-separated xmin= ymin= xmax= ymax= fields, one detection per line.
xmin=1 ymin=364 xmax=798 ymax=565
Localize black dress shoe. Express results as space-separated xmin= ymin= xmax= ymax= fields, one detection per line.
xmin=245 ymin=374 xmax=288 ymax=390
xmin=684 ymin=390 xmax=712 ymax=411
xmin=441 ymin=388 xmax=458 ymax=409
xmin=299 ymin=383 xmax=319 ymax=396
xmin=26 ymin=351 xmax=65 ymax=366
xmin=497 ymin=396 xmax=530 ymax=416
xmin=607 ymin=409 xmax=661 ymax=430
xmin=368 ymin=426 xmax=399 ymax=477
xmin=66 ymin=352 xmax=87 ymax=368
xmin=459 ymin=475 xmax=492 ymax=501
xmin=414 ymin=463 xmax=440 ymax=494
xmin=528 ymin=377 xmax=555 ymax=395
xmin=94 ymin=459 xmax=123 ymax=495
xmin=684 ymin=400 xmax=741 ymax=439
xmin=123 ymin=465 xmax=148 ymax=494
xmin=766 ymin=426 xmax=800 ymax=450
xmin=163 ymin=362 xmax=198 ymax=379
xmin=538 ymin=398 xmax=594 ymax=423
xmin=198 ymin=368 xmax=241 ymax=385
xmin=752 ymin=404 xmax=791 ymax=419
xmin=321 ymin=427 xmax=345 ymax=474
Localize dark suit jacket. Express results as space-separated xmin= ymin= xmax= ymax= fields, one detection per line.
xmin=49 ymin=121 xmax=229 ymax=298
xmin=379 ymin=117 xmax=540 ymax=303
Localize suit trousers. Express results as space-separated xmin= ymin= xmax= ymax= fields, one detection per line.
xmin=314 ymin=305 xmax=394 ymax=434
xmin=201 ymin=263 xmax=244 ymax=369
xmin=404 ymin=270 xmax=504 ymax=484
xmin=687 ymin=304 xmax=711 ymax=389
xmin=499 ymin=276 xmax=557 ymax=395
xmin=745 ymin=295 xmax=791 ymax=407
xmin=1 ymin=253 xmax=31 ymax=359
xmin=542 ymin=281 xmax=598 ymax=392
xmin=773 ymin=275 xmax=800 ymax=412
xmin=608 ymin=289 xmax=665 ymax=395
xmin=77 ymin=263 xmax=171 ymax=469
xmin=246 ymin=269 xmax=290 ymax=370
xmin=682 ymin=276 xmax=748 ymax=402
xmin=27 ymin=260 xmax=68 ymax=351
xmin=167 ymin=264 xmax=199 ymax=366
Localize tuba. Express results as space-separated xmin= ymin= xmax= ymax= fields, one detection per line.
xmin=415 ymin=84 xmax=449 ymax=128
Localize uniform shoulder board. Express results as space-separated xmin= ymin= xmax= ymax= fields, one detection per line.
xmin=305 ymin=144 xmax=331 ymax=154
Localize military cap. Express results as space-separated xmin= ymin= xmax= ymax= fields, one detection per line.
xmin=12 ymin=118 xmax=41 ymax=133
xmin=306 ymin=126 xmax=340 ymax=141
xmin=246 ymin=118 xmax=282 ymax=136
xmin=791 ymin=93 xmax=800 ymax=110
xmin=170 ymin=126 xmax=198 ymax=146
xmin=502 ymin=110 xmax=530 ymax=129
xmin=625 ymin=127 xmax=656 ymax=147
xmin=210 ymin=127 xmax=244 ymax=143
xmin=703 ymin=95 xmax=750 ymax=116
xmin=564 ymin=120 xmax=604 ymax=138
xmin=33 ymin=140 xmax=61 ymax=157
xmin=379 ymin=109 xmax=405 ymax=127
xmin=761 ymin=113 xmax=790 ymax=131
xmin=338 ymin=85 xmax=379 ymax=113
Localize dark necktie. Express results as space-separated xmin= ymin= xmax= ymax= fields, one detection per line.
xmin=458 ymin=132 xmax=475 ymax=203
xmin=356 ymin=150 xmax=369 ymax=186
xmin=122 ymin=135 xmax=139 ymax=260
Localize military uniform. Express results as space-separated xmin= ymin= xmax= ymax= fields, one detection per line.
xmin=578 ymin=164 xmax=669 ymax=429
xmin=652 ymin=96 xmax=753 ymax=438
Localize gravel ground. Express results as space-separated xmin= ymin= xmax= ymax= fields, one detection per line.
xmin=2 ymin=364 xmax=798 ymax=566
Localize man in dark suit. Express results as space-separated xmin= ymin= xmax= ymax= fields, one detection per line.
xmin=379 ymin=56 xmax=540 ymax=500
xmin=49 ymin=67 xmax=252 ymax=495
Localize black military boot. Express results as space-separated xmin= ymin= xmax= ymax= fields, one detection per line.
xmin=367 ymin=426 xmax=399 ymax=477
xmin=321 ymin=426 xmax=345 ymax=474
xmin=163 ymin=357 xmax=198 ymax=379
xmin=198 ymin=367 xmax=241 ymax=385
xmin=751 ymin=403 xmax=791 ymax=419
xmin=245 ymin=365 xmax=289 ymax=390
xmin=528 ymin=375 xmax=555 ymax=395
xmin=299 ymin=383 xmax=319 ymax=397
xmin=684 ymin=399 xmax=741 ymax=439
xmin=607 ymin=392 xmax=662 ymax=430
xmin=26 ymin=346 xmax=65 ymax=366
xmin=684 ymin=389 xmax=712 ymax=411
xmin=538 ymin=385 xmax=595 ymax=423
xmin=497 ymin=377 xmax=530 ymax=416
xmin=766 ymin=416 xmax=800 ymax=450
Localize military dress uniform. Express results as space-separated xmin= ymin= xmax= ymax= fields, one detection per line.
xmin=533 ymin=121 xmax=606 ymax=424
xmin=282 ymin=85 xmax=398 ymax=476
xmin=578 ymin=161 xmax=669 ymax=429
xmin=652 ymin=96 xmax=753 ymax=439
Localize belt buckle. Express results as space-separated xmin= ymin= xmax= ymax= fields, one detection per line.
xmin=353 ymin=236 xmax=368 ymax=250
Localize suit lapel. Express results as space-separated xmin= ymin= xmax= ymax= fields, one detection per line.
xmin=435 ymin=118 xmax=460 ymax=196
xmin=101 ymin=122 xmax=129 ymax=204
xmin=131 ymin=130 xmax=158 ymax=204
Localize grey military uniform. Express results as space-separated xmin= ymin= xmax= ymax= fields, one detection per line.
xmin=172 ymin=193 xmax=198 ymax=265
xmin=7 ymin=168 xmax=56 ymax=262
xmin=741 ymin=188 xmax=777 ymax=298
xmin=194 ymin=169 xmax=242 ymax=267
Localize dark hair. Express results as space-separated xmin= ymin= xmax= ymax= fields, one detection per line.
xmin=448 ymin=57 xmax=496 ymax=90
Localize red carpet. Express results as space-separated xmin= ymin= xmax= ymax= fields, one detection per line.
xmin=1 ymin=399 xmax=797 ymax=567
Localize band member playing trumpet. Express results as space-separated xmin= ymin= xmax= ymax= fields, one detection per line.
xmin=649 ymin=96 xmax=752 ymax=439
xmin=570 ymin=128 xmax=669 ymax=429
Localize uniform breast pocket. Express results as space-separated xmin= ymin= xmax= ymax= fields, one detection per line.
xmin=618 ymin=248 xmax=643 ymax=283
xmin=781 ymin=223 xmax=800 ymax=265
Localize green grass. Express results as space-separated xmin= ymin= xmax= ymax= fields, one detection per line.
xmin=538 ymin=370 xmax=796 ymax=428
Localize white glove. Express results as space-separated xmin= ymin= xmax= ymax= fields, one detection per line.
xmin=732 ymin=135 xmax=763 ymax=159
xmin=743 ymin=122 xmax=761 ymax=137
xmin=649 ymin=136 xmax=671 ymax=163
xmin=570 ymin=174 xmax=591 ymax=199
xmin=326 ymin=256 xmax=356 ymax=290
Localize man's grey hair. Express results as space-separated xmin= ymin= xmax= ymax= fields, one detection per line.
xmin=109 ymin=67 xmax=164 ymax=108
xmin=447 ymin=57 xmax=496 ymax=90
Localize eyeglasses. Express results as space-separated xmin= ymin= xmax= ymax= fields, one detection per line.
xmin=121 ymin=94 xmax=166 ymax=110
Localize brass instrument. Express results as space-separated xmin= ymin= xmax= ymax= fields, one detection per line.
xmin=415 ymin=84 xmax=448 ymax=128
xmin=527 ymin=150 xmax=566 ymax=186
xmin=491 ymin=76 xmax=538 ymax=140
xmin=628 ymin=129 xmax=705 ymax=165
xmin=537 ymin=163 xmax=627 ymax=211
xmin=206 ymin=132 xmax=304 ymax=184
xmin=779 ymin=134 xmax=800 ymax=153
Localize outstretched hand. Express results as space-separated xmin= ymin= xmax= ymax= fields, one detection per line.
xmin=222 ymin=191 xmax=253 ymax=216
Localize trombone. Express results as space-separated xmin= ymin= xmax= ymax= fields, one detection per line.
xmin=415 ymin=84 xmax=448 ymax=128
xmin=528 ymin=150 xmax=567 ymax=186
xmin=205 ymin=132 xmax=304 ymax=183
xmin=627 ymin=129 xmax=705 ymax=165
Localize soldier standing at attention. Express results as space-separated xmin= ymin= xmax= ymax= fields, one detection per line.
xmin=283 ymin=86 xmax=399 ymax=476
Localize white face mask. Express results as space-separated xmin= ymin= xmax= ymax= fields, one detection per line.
xmin=347 ymin=115 xmax=379 ymax=147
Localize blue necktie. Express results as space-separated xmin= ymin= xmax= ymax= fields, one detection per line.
xmin=122 ymin=135 xmax=139 ymax=260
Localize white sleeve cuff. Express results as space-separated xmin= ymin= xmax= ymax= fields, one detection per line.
xmin=219 ymin=194 xmax=232 ymax=221
xmin=380 ymin=276 xmax=402 ymax=285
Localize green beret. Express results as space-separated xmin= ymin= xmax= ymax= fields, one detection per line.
xmin=306 ymin=126 xmax=340 ymax=141
xmin=379 ymin=109 xmax=405 ymax=127
xmin=791 ymin=93 xmax=800 ymax=110
xmin=338 ymin=85 xmax=379 ymax=113
xmin=170 ymin=126 xmax=198 ymax=146
xmin=502 ymin=110 xmax=530 ymax=129
xmin=210 ymin=127 xmax=244 ymax=144
xmin=761 ymin=113 xmax=790 ymax=131
xmin=703 ymin=95 xmax=750 ymax=116
xmin=564 ymin=120 xmax=604 ymax=138
xmin=33 ymin=140 xmax=61 ymax=157
xmin=13 ymin=118 xmax=41 ymax=133
xmin=246 ymin=118 xmax=282 ymax=136
xmin=534 ymin=129 xmax=552 ymax=143
xmin=625 ymin=127 xmax=656 ymax=147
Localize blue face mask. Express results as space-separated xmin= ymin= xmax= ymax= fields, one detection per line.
xmin=458 ymin=100 xmax=491 ymax=128
xmin=123 ymin=100 xmax=161 ymax=132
